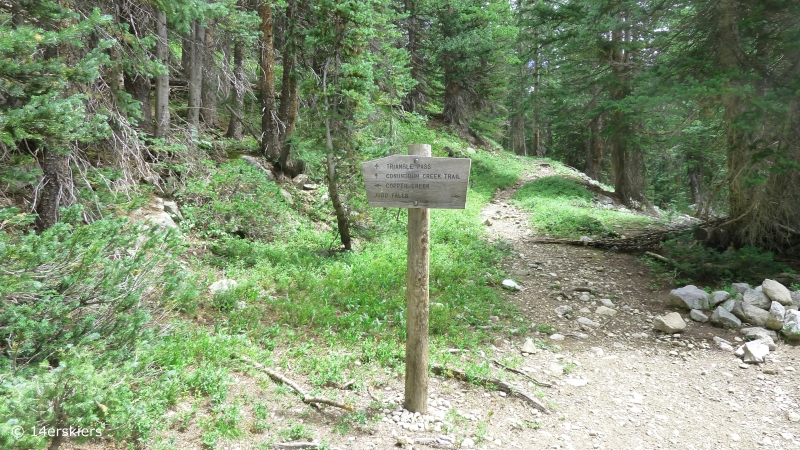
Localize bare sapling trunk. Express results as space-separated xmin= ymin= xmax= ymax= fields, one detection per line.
xmin=154 ymin=8 xmax=170 ymax=139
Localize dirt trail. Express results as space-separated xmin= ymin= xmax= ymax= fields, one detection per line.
xmin=472 ymin=166 xmax=800 ymax=450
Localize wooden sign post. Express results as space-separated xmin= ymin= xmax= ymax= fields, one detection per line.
xmin=362 ymin=144 xmax=471 ymax=414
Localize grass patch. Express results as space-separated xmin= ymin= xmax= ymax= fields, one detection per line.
xmin=512 ymin=176 xmax=651 ymax=238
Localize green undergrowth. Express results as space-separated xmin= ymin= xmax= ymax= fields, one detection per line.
xmin=1 ymin=118 xmax=534 ymax=448
xmin=511 ymin=174 xmax=652 ymax=238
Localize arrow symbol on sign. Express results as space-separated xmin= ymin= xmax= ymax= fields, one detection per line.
xmin=374 ymin=164 xmax=379 ymax=169
xmin=374 ymin=173 xmax=378 ymax=178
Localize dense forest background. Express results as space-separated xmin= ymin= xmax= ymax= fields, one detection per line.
xmin=1 ymin=1 xmax=800 ymax=448
xmin=2 ymin=0 xmax=799 ymax=248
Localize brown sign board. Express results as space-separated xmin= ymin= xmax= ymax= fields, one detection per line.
xmin=362 ymin=155 xmax=471 ymax=209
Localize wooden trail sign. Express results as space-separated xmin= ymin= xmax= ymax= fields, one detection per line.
xmin=361 ymin=154 xmax=471 ymax=209
xmin=361 ymin=144 xmax=471 ymax=415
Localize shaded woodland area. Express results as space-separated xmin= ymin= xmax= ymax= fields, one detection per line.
xmin=1 ymin=0 xmax=798 ymax=251
xmin=2 ymin=2 xmax=800 ymax=449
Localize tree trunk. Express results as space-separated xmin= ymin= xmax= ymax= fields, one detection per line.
xmin=608 ymin=22 xmax=649 ymax=209
xmin=277 ymin=0 xmax=300 ymax=173
xmin=584 ymin=93 xmax=603 ymax=181
xmin=510 ymin=114 xmax=526 ymax=156
xmin=326 ymin=152 xmax=351 ymax=251
xmin=35 ymin=146 xmax=72 ymax=233
xmin=717 ymin=0 xmax=750 ymax=232
xmin=187 ymin=20 xmax=204 ymax=131
xmin=124 ymin=72 xmax=153 ymax=135
xmin=402 ymin=0 xmax=423 ymax=113
xmin=201 ymin=22 xmax=220 ymax=129
xmin=225 ymin=38 xmax=246 ymax=140
xmin=259 ymin=2 xmax=281 ymax=160
xmin=154 ymin=8 xmax=170 ymax=139
xmin=532 ymin=42 xmax=542 ymax=157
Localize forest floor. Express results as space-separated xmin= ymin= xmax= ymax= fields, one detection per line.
xmin=63 ymin=162 xmax=800 ymax=450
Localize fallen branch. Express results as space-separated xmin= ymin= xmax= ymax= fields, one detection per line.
xmin=238 ymin=355 xmax=353 ymax=411
xmin=491 ymin=359 xmax=553 ymax=387
xmin=430 ymin=364 xmax=551 ymax=414
xmin=777 ymin=223 xmax=800 ymax=237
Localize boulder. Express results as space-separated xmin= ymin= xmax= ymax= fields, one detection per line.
xmin=741 ymin=327 xmax=778 ymax=341
xmin=690 ymin=309 xmax=709 ymax=323
xmin=743 ymin=289 xmax=771 ymax=310
xmin=719 ymin=299 xmax=736 ymax=312
xmin=766 ymin=301 xmax=786 ymax=331
xmin=653 ymin=312 xmax=686 ymax=334
xmin=146 ymin=211 xmax=177 ymax=229
xmin=782 ymin=310 xmax=800 ymax=340
xmin=731 ymin=283 xmax=750 ymax=295
xmin=733 ymin=303 xmax=770 ymax=327
xmin=669 ymin=285 xmax=710 ymax=310
xmin=762 ymin=279 xmax=793 ymax=306
xmin=711 ymin=307 xmax=741 ymax=329
xmin=791 ymin=291 xmax=800 ymax=308
xmin=163 ymin=201 xmax=183 ymax=221
xmin=292 ymin=173 xmax=309 ymax=187
xmin=710 ymin=291 xmax=731 ymax=306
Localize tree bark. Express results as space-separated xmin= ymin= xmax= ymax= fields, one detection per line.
xmin=532 ymin=42 xmax=542 ymax=157
xmin=717 ymin=0 xmax=750 ymax=229
xmin=584 ymin=111 xmax=603 ymax=181
xmin=277 ymin=0 xmax=300 ymax=173
xmin=259 ymin=1 xmax=281 ymax=159
xmin=124 ymin=72 xmax=153 ymax=134
xmin=35 ymin=146 xmax=72 ymax=233
xmin=225 ymin=38 xmax=246 ymax=140
xmin=608 ymin=20 xmax=649 ymax=209
xmin=186 ymin=20 xmax=204 ymax=131
xmin=201 ymin=22 xmax=220 ymax=129
xmin=154 ymin=8 xmax=170 ymax=139
xmin=402 ymin=0 xmax=424 ymax=113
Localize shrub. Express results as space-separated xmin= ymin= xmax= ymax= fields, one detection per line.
xmin=0 ymin=216 xmax=188 ymax=370
xmin=179 ymin=160 xmax=299 ymax=241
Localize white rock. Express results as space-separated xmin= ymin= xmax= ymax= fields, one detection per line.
xmin=146 ymin=211 xmax=177 ymax=229
xmin=292 ymin=173 xmax=309 ymax=187
xmin=549 ymin=333 xmax=565 ymax=341
xmin=766 ymin=301 xmax=786 ymax=331
xmin=599 ymin=298 xmax=615 ymax=308
xmin=565 ymin=378 xmax=588 ymax=387
xmin=521 ymin=338 xmax=538 ymax=354
xmin=209 ymin=279 xmax=238 ymax=295
xmin=577 ymin=316 xmax=601 ymax=328
xmin=595 ymin=306 xmax=617 ymax=317
xmin=280 ymin=188 xmax=294 ymax=205
xmin=461 ymin=437 xmax=476 ymax=448
xmin=788 ymin=412 xmax=800 ymax=423
xmin=501 ymin=279 xmax=521 ymax=291
xmin=762 ymin=279 xmax=793 ymax=306
xmin=734 ymin=303 xmax=770 ymax=327
xmin=653 ymin=312 xmax=686 ymax=334
xmin=739 ymin=340 xmax=769 ymax=364
xmin=782 ymin=310 xmax=800 ymax=340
